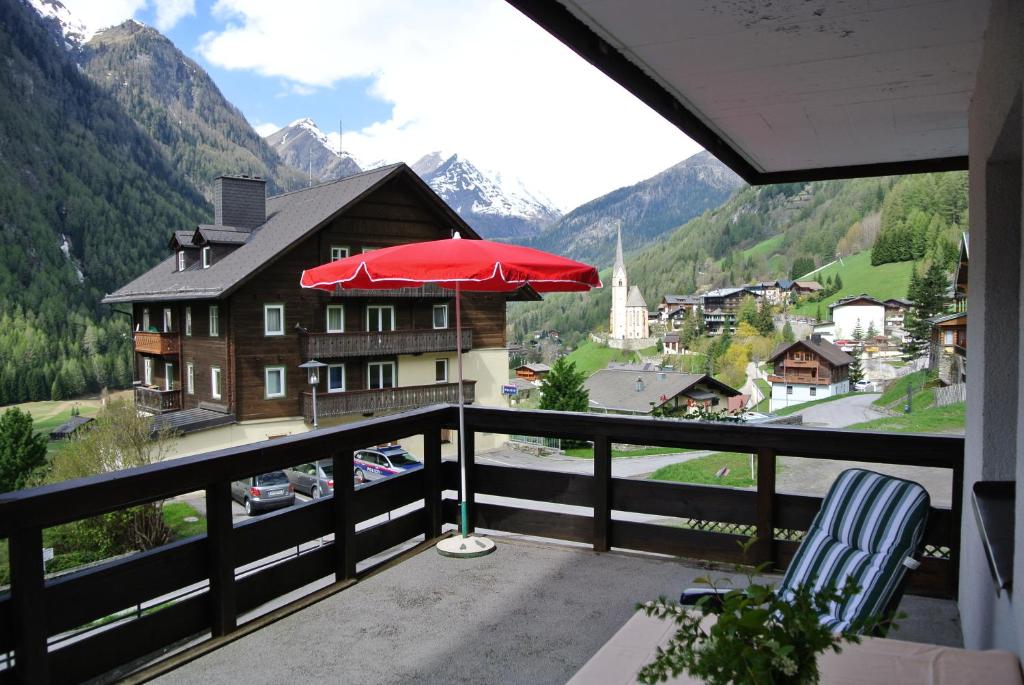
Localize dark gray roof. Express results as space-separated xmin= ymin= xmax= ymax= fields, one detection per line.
xmin=104 ymin=164 xmax=477 ymax=304
xmin=768 ymin=337 xmax=854 ymax=367
xmin=150 ymin=408 xmax=236 ymax=435
xmin=517 ymin=363 xmax=551 ymax=373
xmin=49 ymin=415 xmax=93 ymax=438
xmin=626 ymin=285 xmax=648 ymax=308
xmin=171 ymin=230 xmax=198 ymax=248
xmin=929 ymin=311 xmax=967 ymax=325
xmin=197 ymin=227 xmax=250 ymax=245
xmin=829 ymin=294 xmax=885 ymax=309
xmin=584 ymin=369 xmax=739 ymax=414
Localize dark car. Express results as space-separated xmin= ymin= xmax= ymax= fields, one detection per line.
xmin=284 ymin=461 xmax=334 ymax=498
xmin=353 ymin=445 xmax=422 ymax=484
xmin=230 ymin=471 xmax=295 ymax=515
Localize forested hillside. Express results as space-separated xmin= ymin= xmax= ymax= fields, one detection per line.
xmin=82 ymin=21 xmax=307 ymax=198
xmin=509 ymin=172 xmax=967 ymax=345
xmin=0 ymin=0 xmax=207 ymax=403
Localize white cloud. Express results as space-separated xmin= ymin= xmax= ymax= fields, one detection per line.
xmin=198 ymin=0 xmax=699 ymax=210
xmin=152 ymin=0 xmax=195 ymax=32
xmin=253 ymin=121 xmax=282 ymax=137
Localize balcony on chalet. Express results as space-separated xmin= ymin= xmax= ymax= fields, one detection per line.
xmin=301 ymin=381 xmax=475 ymax=420
xmin=134 ymin=384 xmax=182 ymax=414
xmin=302 ymin=328 xmax=471 ymax=359
xmin=134 ymin=331 xmax=179 ymax=356
xmin=0 ymin=405 xmax=964 ymax=683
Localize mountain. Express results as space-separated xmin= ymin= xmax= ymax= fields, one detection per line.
xmin=26 ymin=0 xmax=88 ymax=47
xmin=79 ymin=20 xmax=307 ymax=197
xmin=265 ymin=118 xmax=362 ymax=183
xmin=524 ymin=150 xmax=743 ymax=266
xmin=412 ymin=152 xmax=561 ymax=239
xmin=0 ymin=0 xmax=208 ymax=404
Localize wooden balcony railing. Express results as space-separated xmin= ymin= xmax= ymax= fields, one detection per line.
xmin=134 ymin=331 xmax=179 ymax=356
xmin=0 ymin=405 xmax=963 ymax=683
xmin=302 ymin=381 xmax=475 ymax=420
xmin=303 ymin=328 xmax=471 ymax=359
xmin=134 ymin=385 xmax=182 ymax=414
xmin=330 ymin=283 xmax=452 ymax=298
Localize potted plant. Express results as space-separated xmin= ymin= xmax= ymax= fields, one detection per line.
xmin=637 ymin=543 xmax=897 ymax=684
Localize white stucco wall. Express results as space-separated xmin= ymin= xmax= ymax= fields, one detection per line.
xmin=831 ymin=303 xmax=885 ymax=339
xmin=610 ymin=267 xmax=627 ymax=339
xmin=769 ymin=380 xmax=849 ymax=412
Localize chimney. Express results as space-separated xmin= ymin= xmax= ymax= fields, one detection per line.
xmin=811 ymin=333 xmax=822 ymax=344
xmin=213 ymin=175 xmax=266 ymax=229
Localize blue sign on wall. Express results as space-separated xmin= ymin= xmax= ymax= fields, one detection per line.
xmin=502 ymin=384 xmax=518 ymax=396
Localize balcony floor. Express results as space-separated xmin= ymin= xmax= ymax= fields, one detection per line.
xmin=155 ymin=535 xmax=961 ymax=685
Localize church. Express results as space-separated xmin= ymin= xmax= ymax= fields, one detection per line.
xmin=608 ymin=226 xmax=653 ymax=349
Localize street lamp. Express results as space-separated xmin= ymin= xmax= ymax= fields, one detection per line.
xmin=299 ymin=360 xmax=327 ymax=428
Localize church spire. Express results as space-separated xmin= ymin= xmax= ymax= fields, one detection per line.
xmin=614 ymin=222 xmax=625 ymax=273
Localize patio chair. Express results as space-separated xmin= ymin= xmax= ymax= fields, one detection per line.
xmin=681 ymin=468 xmax=930 ymax=634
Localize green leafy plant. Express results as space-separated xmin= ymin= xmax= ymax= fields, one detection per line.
xmin=637 ymin=540 xmax=897 ymax=684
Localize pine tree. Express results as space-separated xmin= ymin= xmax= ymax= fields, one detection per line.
xmin=833 ymin=274 xmax=843 ymax=290
xmin=754 ymin=299 xmax=775 ymax=336
xmin=0 ymin=407 xmax=48 ymax=492
xmin=539 ymin=358 xmax=589 ymax=413
xmin=852 ymin=319 xmax=864 ymax=341
xmin=866 ymin=321 xmax=878 ymax=339
xmin=782 ymin=321 xmax=795 ymax=343
xmin=903 ymin=259 xmax=951 ymax=358
xmin=848 ymin=350 xmax=864 ymax=385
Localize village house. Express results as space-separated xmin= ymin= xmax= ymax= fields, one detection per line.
xmin=658 ymin=294 xmax=700 ymax=320
xmin=826 ymin=294 xmax=887 ymax=340
xmin=930 ymin=312 xmax=968 ymax=385
xmin=103 ymin=166 xmax=513 ymax=456
xmin=789 ymin=280 xmax=824 ymax=296
xmin=662 ymin=332 xmax=681 ymax=355
xmin=767 ymin=335 xmax=853 ymax=412
xmin=883 ymin=298 xmax=913 ymax=327
xmin=701 ymin=286 xmax=762 ymax=335
xmin=514 ymin=363 xmax=550 ymax=384
xmin=744 ymin=281 xmax=783 ymax=304
xmin=584 ymin=368 xmax=739 ymax=416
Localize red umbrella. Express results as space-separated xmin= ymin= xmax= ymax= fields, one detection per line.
xmin=301 ymin=233 xmax=601 ymax=556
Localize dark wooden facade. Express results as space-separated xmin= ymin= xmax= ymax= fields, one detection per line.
xmin=767 ymin=344 xmax=850 ymax=386
xmin=132 ymin=175 xmax=507 ymax=422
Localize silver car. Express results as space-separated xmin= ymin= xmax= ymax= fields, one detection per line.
xmin=284 ymin=461 xmax=334 ymax=499
xmin=231 ymin=471 xmax=295 ymax=516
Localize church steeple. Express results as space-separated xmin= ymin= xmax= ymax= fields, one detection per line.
xmin=613 ymin=223 xmax=625 ymax=276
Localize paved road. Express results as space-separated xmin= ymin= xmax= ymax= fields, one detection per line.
xmin=793 ymin=392 xmax=884 ymax=427
xmin=475 ymin=446 xmax=710 ymax=479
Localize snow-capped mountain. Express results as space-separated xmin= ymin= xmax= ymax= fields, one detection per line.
xmin=412 ymin=152 xmax=561 ymax=239
xmin=27 ymin=0 xmax=90 ymax=48
xmin=265 ymin=118 xmax=362 ymax=182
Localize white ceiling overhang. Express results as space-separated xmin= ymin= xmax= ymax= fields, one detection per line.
xmin=510 ymin=0 xmax=988 ymax=184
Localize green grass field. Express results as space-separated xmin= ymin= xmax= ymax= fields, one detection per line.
xmin=649 ymin=452 xmax=779 ymax=488
xmin=792 ymin=251 xmax=915 ymax=318
xmin=719 ymin=235 xmax=786 ymax=270
xmin=753 ymin=379 xmax=771 ymax=412
xmin=564 ymin=445 xmax=690 ymax=459
xmin=564 ymin=341 xmax=657 ymax=377
xmin=874 ymin=370 xmax=933 ymax=409
xmin=847 ymin=402 xmax=965 ymax=434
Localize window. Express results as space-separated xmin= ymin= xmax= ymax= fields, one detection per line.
xmin=202 ymin=247 xmax=211 ymax=269
xmin=433 ymin=304 xmax=448 ymax=329
xmin=164 ymin=363 xmax=174 ymax=391
xmin=810 ymin=387 xmax=817 ymax=397
xmin=143 ymin=357 xmax=153 ymax=386
xmin=177 ymin=251 xmax=186 ymax=272
xmin=265 ymin=366 xmax=286 ymax=398
xmin=209 ymin=305 xmax=219 ymax=337
xmin=264 ymin=304 xmax=285 ymax=336
xmin=327 ymin=364 xmax=345 ymax=393
xmin=944 ymin=330 xmax=954 ymax=345
xmin=211 ymin=367 xmax=222 ymax=400
xmin=361 ymin=247 xmax=377 ymax=253
xmin=434 ymin=359 xmax=448 ymax=383
xmin=367 ymin=361 xmax=395 ymax=389
xmin=366 ymin=305 xmax=395 ymax=332
xmin=186 ymin=362 xmax=194 ymax=395
xmin=326 ymin=305 xmax=345 ymax=333
xmin=141 ymin=308 xmax=151 ymax=332
xmin=185 ymin=307 xmax=192 ymax=336
xmin=330 ymin=246 xmax=349 ymax=261
xmin=163 ymin=308 xmax=173 ymax=333
xmin=786 ymin=385 xmax=793 ymax=395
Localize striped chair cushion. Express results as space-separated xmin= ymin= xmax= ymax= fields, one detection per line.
xmin=778 ymin=468 xmax=930 ymax=632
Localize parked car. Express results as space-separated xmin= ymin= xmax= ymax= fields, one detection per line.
xmin=354 ymin=445 xmax=423 ymax=483
xmin=231 ymin=471 xmax=295 ymax=515
xmin=284 ymin=461 xmax=334 ymax=498
xmin=854 ymin=379 xmax=874 ymax=392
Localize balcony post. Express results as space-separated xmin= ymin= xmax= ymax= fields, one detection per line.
xmin=423 ymin=426 xmax=443 ymax=539
xmin=10 ymin=525 xmax=48 ymax=684
xmin=593 ymin=435 xmax=612 ymax=552
xmin=333 ymin=447 xmax=356 ymax=580
xmin=754 ymin=447 xmax=777 ymax=567
xmin=206 ymin=481 xmax=236 ymax=636
xmin=462 ymin=429 xmax=476 ymax=533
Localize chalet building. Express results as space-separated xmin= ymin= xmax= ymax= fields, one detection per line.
xmin=658 ymin=294 xmax=700 ymax=320
xmin=767 ymin=335 xmax=853 ymax=412
xmin=744 ymin=281 xmax=783 ymax=304
xmin=883 ymin=298 xmax=913 ymax=327
xmin=514 ymin=363 xmax=550 ymax=383
xmin=826 ymin=294 xmax=887 ymax=340
xmin=584 ymin=368 xmax=739 ymax=416
xmin=103 ymin=166 xmax=513 ymax=455
xmin=701 ymin=287 xmax=762 ymax=335
xmin=663 ymin=332 xmax=681 ymax=355
xmin=930 ymin=312 xmax=968 ymax=385
xmin=790 ymin=280 xmax=824 ymax=296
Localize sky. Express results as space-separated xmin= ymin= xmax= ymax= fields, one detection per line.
xmin=61 ymin=0 xmax=701 ymax=211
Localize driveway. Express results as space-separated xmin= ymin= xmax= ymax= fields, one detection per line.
xmin=794 ymin=392 xmax=884 ymax=427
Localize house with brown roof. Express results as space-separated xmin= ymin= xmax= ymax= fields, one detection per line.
xmin=514 ymin=363 xmax=551 ymax=383
xmin=103 ymin=165 xmax=514 ymax=454
xmin=584 ymin=368 xmax=739 ymax=416
xmin=767 ymin=335 xmax=854 ymax=412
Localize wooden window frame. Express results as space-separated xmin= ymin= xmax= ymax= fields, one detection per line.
xmin=366 ymin=305 xmax=396 ymax=332
xmin=143 ymin=357 xmax=153 ymax=386
xmin=202 ymin=247 xmax=211 ymax=269
xmin=211 ymin=366 xmax=222 ymax=400
xmin=367 ymin=361 xmax=396 ymax=390
xmin=209 ymin=305 xmax=220 ymax=337
xmin=164 ymin=363 xmax=174 ymax=391
xmin=264 ymin=303 xmax=285 ymax=337
xmin=264 ymin=365 xmax=287 ymax=399
xmin=142 ymin=308 xmax=150 ymax=332
xmin=434 ymin=359 xmax=448 ymax=383
xmin=432 ymin=304 xmax=448 ymax=330
xmin=185 ymin=307 xmax=192 ymax=336
xmin=186 ymin=362 xmax=194 ymax=395
xmin=326 ymin=304 xmax=345 ymax=333
xmin=330 ymin=246 xmax=350 ymax=261
xmin=177 ymin=251 xmax=186 ymax=272
xmin=327 ymin=363 xmax=346 ymax=393
xmin=163 ymin=308 xmax=173 ymax=333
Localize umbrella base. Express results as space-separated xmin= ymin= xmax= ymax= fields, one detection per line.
xmin=435 ymin=534 xmax=497 ymax=558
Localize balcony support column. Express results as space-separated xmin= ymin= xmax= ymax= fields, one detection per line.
xmin=754 ymin=447 xmax=777 ymax=567
xmin=334 ymin=447 xmax=356 ymax=580
xmin=593 ymin=435 xmax=612 ymax=552
xmin=423 ymin=426 xmax=443 ymax=539
xmin=10 ymin=526 xmax=48 ymax=684
xmin=206 ymin=481 xmax=236 ymax=636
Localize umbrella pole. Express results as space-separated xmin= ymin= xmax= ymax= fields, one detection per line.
xmin=436 ymin=279 xmax=495 ymax=558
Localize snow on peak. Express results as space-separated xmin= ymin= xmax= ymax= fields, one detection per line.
xmin=28 ymin=0 xmax=91 ymax=47
xmin=420 ymin=153 xmax=559 ymax=222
